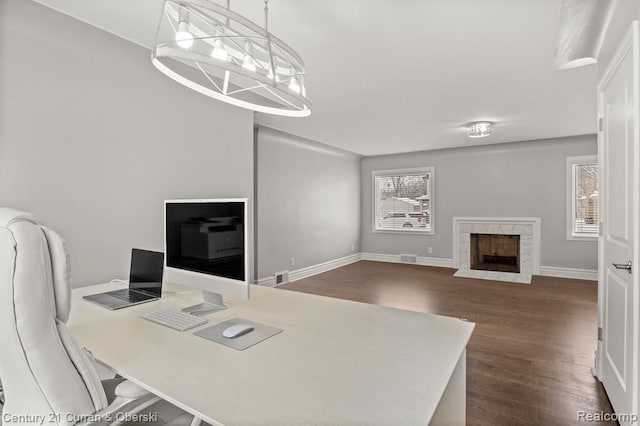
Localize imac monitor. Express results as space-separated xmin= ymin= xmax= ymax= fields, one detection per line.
xmin=164 ymin=199 xmax=249 ymax=315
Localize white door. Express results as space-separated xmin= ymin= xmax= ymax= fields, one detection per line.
xmin=597 ymin=21 xmax=639 ymax=422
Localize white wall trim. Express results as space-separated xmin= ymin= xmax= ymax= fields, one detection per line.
xmin=257 ymin=253 xmax=362 ymax=287
xmin=363 ymin=252 xmax=596 ymax=281
xmin=538 ymin=266 xmax=598 ymax=281
xmin=289 ymin=253 xmax=361 ymax=282
xmin=361 ymin=252 xmax=455 ymax=268
xmin=257 ymin=252 xmax=597 ymax=286
xmin=256 ymin=276 xmax=277 ymax=287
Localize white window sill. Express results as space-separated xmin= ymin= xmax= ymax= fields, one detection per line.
xmin=373 ymin=228 xmax=435 ymax=236
xmin=567 ymin=233 xmax=598 ymax=241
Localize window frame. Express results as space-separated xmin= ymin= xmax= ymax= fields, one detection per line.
xmin=372 ymin=167 xmax=435 ymax=235
xmin=566 ymin=155 xmax=598 ymax=241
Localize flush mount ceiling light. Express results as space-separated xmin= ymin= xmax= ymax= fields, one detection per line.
xmin=152 ymin=0 xmax=310 ymax=117
xmin=467 ymin=121 xmax=492 ymax=138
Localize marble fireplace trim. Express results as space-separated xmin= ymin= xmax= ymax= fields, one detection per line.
xmin=452 ymin=217 xmax=541 ymax=284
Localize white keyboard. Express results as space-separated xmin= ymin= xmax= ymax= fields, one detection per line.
xmin=139 ymin=308 xmax=208 ymax=331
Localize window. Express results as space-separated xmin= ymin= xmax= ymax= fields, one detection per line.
xmin=373 ymin=167 xmax=434 ymax=233
xmin=567 ymin=156 xmax=599 ymax=239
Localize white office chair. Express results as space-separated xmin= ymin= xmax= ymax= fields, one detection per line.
xmin=0 ymin=208 xmax=199 ymax=426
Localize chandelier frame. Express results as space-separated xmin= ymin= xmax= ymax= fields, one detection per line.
xmin=152 ymin=0 xmax=311 ymax=117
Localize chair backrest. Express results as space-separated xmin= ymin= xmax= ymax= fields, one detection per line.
xmin=0 ymin=208 xmax=107 ymax=425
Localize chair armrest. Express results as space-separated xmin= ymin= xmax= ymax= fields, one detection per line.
xmin=75 ymin=380 xmax=200 ymax=426
xmin=114 ymin=381 xmax=150 ymax=399
xmin=75 ymin=380 xmax=160 ymax=426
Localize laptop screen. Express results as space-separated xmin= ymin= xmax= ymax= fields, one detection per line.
xmin=129 ymin=249 xmax=164 ymax=296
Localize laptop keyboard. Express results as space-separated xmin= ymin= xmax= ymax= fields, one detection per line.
xmin=110 ymin=289 xmax=155 ymax=303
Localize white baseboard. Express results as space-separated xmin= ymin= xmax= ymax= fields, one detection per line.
xmin=361 ymin=252 xmax=455 ymax=268
xmin=256 ymin=276 xmax=277 ymax=287
xmin=359 ymin=252 xmax=396 ymax=263
xmin=256 ymin=253 xmax=597 ymax=286
xmin=538 ymin=266 xmax=598 ymax=281
xmin=362 ymin=252 xmax=597 ymax=281
xmin=257 ymin=253 xmax=362 ymax=287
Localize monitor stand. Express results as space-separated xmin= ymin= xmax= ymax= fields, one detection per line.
xmin=182 ymin=291 xmax=226 ymax=316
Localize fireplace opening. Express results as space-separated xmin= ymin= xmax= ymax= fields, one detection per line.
xmin=470 ymin=233 xmax=520 ymax=273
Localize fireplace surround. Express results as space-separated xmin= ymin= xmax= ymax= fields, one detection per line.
xmin=453 ymin=217 xmax=541 ymax=284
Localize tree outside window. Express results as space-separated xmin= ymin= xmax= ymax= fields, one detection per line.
xmin=567 ymin=156 xmax=598 ymax=239
xmin=373 ymin=168 xmax=434 ymax=233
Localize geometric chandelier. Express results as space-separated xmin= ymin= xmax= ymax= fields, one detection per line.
xmin=152 ymin=0 xmax=311 ymax=117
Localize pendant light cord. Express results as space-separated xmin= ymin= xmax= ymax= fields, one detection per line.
xmin=264 ymin=0 xmax=269 ymax=33
xmin=264 ymin=0 xmax=277 ymax=83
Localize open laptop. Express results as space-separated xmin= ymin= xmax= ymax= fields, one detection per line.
xmin=83 ymin=249 xmax=164 ymax=310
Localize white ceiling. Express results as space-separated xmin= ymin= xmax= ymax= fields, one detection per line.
xmin=33 ymin=0 xmax=598 ymax=156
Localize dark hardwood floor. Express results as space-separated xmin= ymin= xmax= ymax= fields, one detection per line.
xmin=279 ymin=260 xmax=614 ymax=425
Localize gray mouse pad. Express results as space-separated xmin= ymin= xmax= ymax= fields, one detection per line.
xmin=194 ymin=318 xmax=283 ymax=351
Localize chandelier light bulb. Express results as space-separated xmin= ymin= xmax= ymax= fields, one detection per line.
xmin=211 ymin=39 xmax=229 ymax=61
xmin=288 ymin=69 xmax=301 ymax=94
xmin=288 ymin=77 xmax=301 ymax=94
xmin=267 ymin=70 xmax=280 ymax=82
xmin=175 ymin=21 xmax=194 ymax=49
xmin=242 ymin=40 xmax=256 ymax=72
xmin=243 ymin=58 xmax=257 ymax=72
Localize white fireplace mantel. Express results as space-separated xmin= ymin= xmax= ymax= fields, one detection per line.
xmin=452 ymin=217 xmax=541 ymax=284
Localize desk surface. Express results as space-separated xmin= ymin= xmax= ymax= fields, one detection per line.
xmin=69 ymin=284 xmax=474 ymax=425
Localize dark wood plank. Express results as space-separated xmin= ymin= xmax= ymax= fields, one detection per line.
xmin=279 ymin=260 xmax=614 ymax=425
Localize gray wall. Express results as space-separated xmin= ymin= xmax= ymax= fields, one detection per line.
xmin=0 ymin=0 xmax=254 ymax=286
xmin=256 ymin=126 xmax=360 ymax=280
xmin=361 ymin=135 xmax=598 ymax=270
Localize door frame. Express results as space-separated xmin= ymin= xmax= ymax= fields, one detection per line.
xmin=595 ymin=20 xmax=640 ymax=419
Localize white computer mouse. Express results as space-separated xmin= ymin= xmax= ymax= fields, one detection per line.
xmin=222 ymin=323 xmax=254 ymax=338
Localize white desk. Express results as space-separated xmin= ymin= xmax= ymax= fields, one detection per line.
xmin=69 ymin=284 xmax=474 ymax=425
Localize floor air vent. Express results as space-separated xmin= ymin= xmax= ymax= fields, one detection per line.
xmin=400 ymin=254 xmax=418 ymax=264
xmin=274 ymin=271 xmax=289 ymax=286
